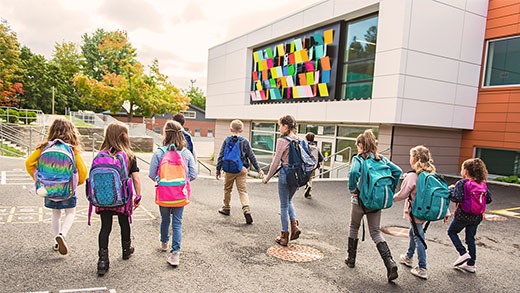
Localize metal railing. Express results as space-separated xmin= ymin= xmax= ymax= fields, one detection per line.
xmin=0 ymin=123 xmax=47 ymax=157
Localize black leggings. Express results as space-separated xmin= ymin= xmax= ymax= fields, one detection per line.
xmin=98 ymin=211 xmax=131 ymax=249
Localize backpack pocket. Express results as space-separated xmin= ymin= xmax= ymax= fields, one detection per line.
xmin=37 ymin=178 xmax=74 ymax=200
xmin=89 ymin=168 xmax=125 ymax=207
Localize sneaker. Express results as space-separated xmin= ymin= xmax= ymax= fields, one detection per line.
xmin=55 ymin=233 xmax=68 ymax=255
xmin=244 ymin=210 xmax=253 ymax=224
xmin=399 ymin=254 xmax=413 ymax=268
xmin=218 ymin=208 xmax=230 ymax=216
xmin=457 ymin=263 xmax=476 ymax=273
xmin=453 ymin=252 xmax=471 ymax=266
xmin=167 ymin=251 xmax=180 ymax=267
xmin=160 ymin=242 xmax=168 ymax=252
xmin=410 ymin=266 xmax=428 ymax=280
xmin=52 ymin=243 xmax=59 ymax=251
xmin=304 ymin=186 xmax=312 ymax=199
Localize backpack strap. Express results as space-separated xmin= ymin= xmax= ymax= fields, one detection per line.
xmin=408 ymin=197 xmax=429 ymax=249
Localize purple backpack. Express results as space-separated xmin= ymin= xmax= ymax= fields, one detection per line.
xmin=461 ymin=179 xmax=487 ymax=215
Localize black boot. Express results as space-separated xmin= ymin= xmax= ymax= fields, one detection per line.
xmin=97 ymin=248 xmax=109 ymax=276
xmin=122 ymin=240 xmax=134 ymax=260
xmin=376 ymin=241 xmax=398 ymax=282
xmin=345 ymin=237 xmax=358 ymax=268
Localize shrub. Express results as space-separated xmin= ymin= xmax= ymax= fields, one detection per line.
xmin=21 ymin=111 xmax=37 ymax=124
xmin=494 ymin=175 xmax=520 ymax=184
xmin=6 ymin=109 xmax=18 ymax=123
xmin=0 ymin=108 xmax=5 ymax=122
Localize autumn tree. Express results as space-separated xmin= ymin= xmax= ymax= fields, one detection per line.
xmin=0 ymin=21 xmax=23 ymax=107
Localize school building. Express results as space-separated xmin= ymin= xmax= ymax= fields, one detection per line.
xmin=206 ymin=0 xmax=520 ymax=178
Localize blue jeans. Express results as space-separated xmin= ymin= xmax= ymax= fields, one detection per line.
xmin=159 ymin=206 xmax=184 ymax=253
xmin=278 ymin=167 xmax=298 ymax=232
xmin=448 ymin=218 xmax=479 ymax=266
xmin=406 ymin=223 xmax=427 ymax=269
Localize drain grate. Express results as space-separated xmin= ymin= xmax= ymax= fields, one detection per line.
xmin=267 ymin=244 xmax=323 ymax=262
xmin=381 ymin=226 xmax=409 ymax=238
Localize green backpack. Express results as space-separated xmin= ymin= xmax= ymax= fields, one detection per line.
xmin=411 ymin=172 xmax=450 ymax=221
xmin=358 ymin=155 xmax=399 ymax=210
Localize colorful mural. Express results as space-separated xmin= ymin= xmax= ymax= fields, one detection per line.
xmin=250 ymin=22 xmax=341 ymax=103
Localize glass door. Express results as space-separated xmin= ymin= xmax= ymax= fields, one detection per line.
xmin=317 ymin=138 xmax=334 ymax=179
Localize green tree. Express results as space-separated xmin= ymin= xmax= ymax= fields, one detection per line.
xmin=182 ymin=79 xmax=206 ymax=110
xmin=0 ymin=21 xmax=23 ymax=106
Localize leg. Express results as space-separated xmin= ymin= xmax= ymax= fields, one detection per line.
xmin=117 ymin=213 xmax=133 ymax=260
xmin=345 ymin=203 xmax=364 ymax=267
xmin=51 ymin=209 xmax=61 ymax=250
xmin=222 ymin=172 xmax=235 ymax=210
xmin=406 ymin=226 xmax=416 ymax=258
xmin=464 ymin=222 xmax=480 ymax=266
xmin=368 ymin=211 xmax=398 ymax=282
xmin=276 ymin=181 xmax=291 ymax=246
xmin=412 ymin=223 xmax=427 ymax=269
xmin=448 ymin=219 xmax=467 ymax=256
xmin=98 ymin=211 xmax=113 ymax=275
xmin=235 ymin=168 xmax=253 ymax=224
xmin=170 ymin=207 xmax=185 ymax=252
xmin=159 ymin=206 xmax=172 ymax=243
xmin=60 ymin=208 xmax=76 ymax=237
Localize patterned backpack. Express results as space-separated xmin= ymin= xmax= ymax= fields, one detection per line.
xmin=35 ymin=139 xmax=78 ymax=200
xmin=155 ymin=145 xmax=191 ymax=207
xmin=86 ymin=150 xmax=133 ymax=224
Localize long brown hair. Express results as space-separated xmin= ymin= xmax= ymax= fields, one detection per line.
xmin=37 ymin=117 xmax=81 ymax=150
xmin=162 ymin=120 xmax=186 ymax=150
xmin=462 ymin=158 xmax=488 ymax=182
xmin=100 ymin=121 xmax=134 ymax=161
xmin=356 ymin=129 xmax=379 ymax=160
xmin=410 ymin=145 xmax=436 ymax=173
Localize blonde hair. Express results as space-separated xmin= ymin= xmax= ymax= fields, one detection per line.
xmin=100 ymin=121 xmax=134 ymax=161
xmin=410 ymin=145 xmax=436 ymax=173
xmin=37 ymin=118 xmax=81 ymax=150
xmin=356 ymin=129 xmax=379 ymax=160
xmin=230 ymin=120 xmax=244 ymax=133
xmin=462 ymin=158 xmax=488 ymax=182
xmin=162 ymin=120 xmax=186 ymax=150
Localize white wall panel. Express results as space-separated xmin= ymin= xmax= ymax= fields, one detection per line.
xmin=370 ymin=98 xmax=399 ymax=123
xmin=451 ymin=105 xmax=475 ymax=129
xmin=434 ymin=0 xmax=466 ymax=10
xmin=303 ymin=1 xmax=334 ymax=28
xmin=246 ymin=26 xmax=273 ymax=47
xmin=406 ymin=50 xmax=459 ymax=83
xmin=377 ymin=0 xmax=411 ymax=52
xmin=455 ymin=84 xmax=478 ymax=107
xmin=460 ymin=12 xmax=487 ymax=64
xmin=457 ymin=62 xmax=481 ymax=86
xmin=272 ymin=13 xmax=305 ymax=40
xmin=374 ymin=49 xmax=407 ymax=76
xmin=225 ymin=35 xmax=248 ymax=54
xmin=400 ymin=99 xmax=454 ymax=127
xmin=208 ymin=44 xmax=226 ymax=60
xmin=372 ymin=74 xmax=404 ymax=99
xmin=403 ymin=76 xmax=456 ymax=104
xmin=224 ymin=49 xmax=248 ymax=81
xmin=326 ymin=100 xmax=371 ymax=123
xmin=207 ymin=56 xmax=226 ymax=84
xmin=465 ymin=0 xmax=489 ymax=17
xmin=409 ymin=0 xmax=464 ymax=60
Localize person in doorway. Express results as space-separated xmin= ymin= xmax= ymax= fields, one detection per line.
xmin=304 ymin=132 xmax=323 ymax=199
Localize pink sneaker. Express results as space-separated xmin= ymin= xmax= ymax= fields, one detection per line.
xmin=167 ymin=251 xmax=180 ymax=267
xmin=160 ymin=242 xmax=168 ymax=252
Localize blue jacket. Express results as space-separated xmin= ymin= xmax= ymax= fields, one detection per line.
xmin=216 ymin=136 xmax=261 ymax=173
xmin=148 ymin=147 xmax=197 ymax=182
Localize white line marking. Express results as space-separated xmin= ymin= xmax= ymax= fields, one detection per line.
xmin=1 ymin=171 xmax=5 ymax=185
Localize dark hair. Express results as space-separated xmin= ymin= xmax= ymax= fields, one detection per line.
xmin=172 ymin=113 xmax=185 ymax=126
xmin=305 ymin=132 xmax=315 ymax=142
xmin=163 ymin=120 xmax=187 ymax=150
xmin=462 ymin=158 xmax=488 ymax=182
xmin=278 ymin=115 xmax=297 ymax=136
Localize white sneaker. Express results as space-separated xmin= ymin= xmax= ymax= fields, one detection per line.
xmin=160 ymin=242 xmax=168 ymax=252
xmin=453 ymin=252 xmax=471 ymax=266
xmin=410 ymin=266 xmax=428 ymax=280
xmin=55 ymin=233 xmax=68 ymax=255
xmin=167 ymin=251 xmax=180 ymax=267
xmin=458 ymin=263 xmax=476 ymax=273
xmin=399 ymin=254 xmax=413 ymax=268
xmin=52 ymin=243 xmax=59 ymax=251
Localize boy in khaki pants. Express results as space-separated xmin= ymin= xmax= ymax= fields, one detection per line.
xmin=216 ymin=120 xmax=264 ymax=224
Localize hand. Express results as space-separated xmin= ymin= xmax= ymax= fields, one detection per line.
xmin=448 ymin=184 xmax=455 ymax=189
xmin=258 ymin=170 xmax=265 ymax=178
xmin=262 ymin=178 xmax=268 ymax=184
xmin=215 ymin=172 xmax=221 ymax=180
xmin=443 ymin=215 xmax=450 ymax=224
xmin=351 ymin=193 xmax=359 ymax=198
xmin=133 ymin=195 xmax=142 ymax=210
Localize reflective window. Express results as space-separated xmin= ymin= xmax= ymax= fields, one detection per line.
xmin=341 ymin=14 xmax=378 ymax=100
xmin=484 ymin=36 xmax=520 ymax=87
xmin=476 ymin=148 xmax=520 ymax=176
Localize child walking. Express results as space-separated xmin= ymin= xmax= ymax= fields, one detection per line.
xmin=94 ymin=122 xmax=142 ymax=276
xmin=393 ymin=145 xmax=449 ymax=280
xmin=345 ymin=129 xmax=402 ymax=282
xmin=303 ymin=132 xmax=323 ymax=199
xmin=25 ymin=117 xmax=87 ymax=255
xmin=216 ymin=119 xmax=264 ymax=224
xmin=448 ymin=158 xmax=492 ymax=273
xmin=149 ymin=120 xmax=197 ymax=267
xmin=262 ymin=115 xmax=303 ymax=246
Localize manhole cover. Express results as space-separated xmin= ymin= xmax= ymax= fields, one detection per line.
xmin=267 ymin=244 xmax=323 ymax=262
xmin=484 ymin=214 xmax=508 ymax=221
xmin=381 ymin=226 xmax=409 ymax=238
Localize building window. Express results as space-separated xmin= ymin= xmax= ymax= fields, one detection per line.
xmin=181 ymin=110 xmax=196 ymax=119
xmin=194 ymin=129 xmax=201 ymax=137
xmin=207 ymin=129 xmax=213 ymax=137
xmin=476 ymin=147 xmax=520 ymax=176
xmin=341 ymin=14 xmax=378 ymax=100
xmin=484 ymin=36 xmax=520 ymax=87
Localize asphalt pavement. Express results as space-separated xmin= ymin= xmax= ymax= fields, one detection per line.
xmin=0 ymin=154 xmax=519 ymax=293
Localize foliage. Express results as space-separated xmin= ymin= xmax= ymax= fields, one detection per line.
xmin=20 ymin=111 xmax=37 ymax=124
xmin=494 ymin=176 xmax=520 ymax=184
xmin=6 ymin=108 xmax=18 ymax=123
xmin=0 ymin=144 xmax=26 ymax=157
xmin=0 ymin=22 xmax=23 ymax=107
xmin=182 ymin=80 xmax=206 ymax=110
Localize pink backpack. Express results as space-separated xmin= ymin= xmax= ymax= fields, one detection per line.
xmin=461 ymin=179 xmax=487 ymax=215
xmin=155 ymin=146 xmax=191 ymax=207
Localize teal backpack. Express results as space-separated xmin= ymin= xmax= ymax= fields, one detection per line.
xmin=411 ymin=172 xmax=450 ymax=221
xmin=357 ymin=155 xmax=399 ymax=210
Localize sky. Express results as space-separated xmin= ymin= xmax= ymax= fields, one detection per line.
xmin=0 ymin=0 xmax=324 ymax=92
